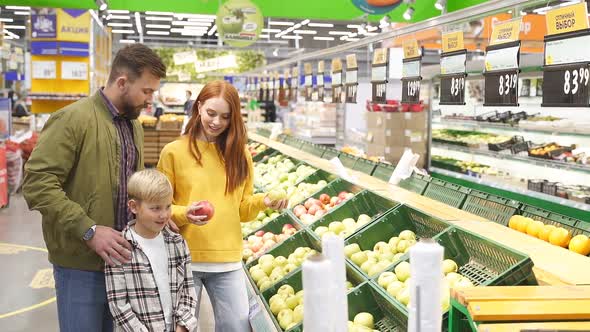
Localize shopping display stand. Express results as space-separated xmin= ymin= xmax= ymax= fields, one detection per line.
xmin=449 ymin=286 xmax=590 ymax=331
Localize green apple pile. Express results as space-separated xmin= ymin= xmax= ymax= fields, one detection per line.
xmin=287 ymin=180 xmax=329 ymax=208
xmin=345 ymin=230 xmax=417 ymax=277
xmin=241 ymin=208 xmax=281 ymax=237
xmin=376 ymin=259 xmax=474 ymax=311
xmin=314 ymin=214 xmax=373 ymax=240
xmin=248 ymin=248 xmax=317 ymax=291
xmin=267 ymin=281 xmax=356 ymax=331
xmin=348 ymin=312 xmax=379 ymax=331
xmin=254 ymin=155 xmax=296 ymax=188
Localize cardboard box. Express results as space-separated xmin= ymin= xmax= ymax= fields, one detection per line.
xmin=367 ymin=143 xmax=387 ymax=157
xmin=403 ymin=111 xmax=427 ymax=130
xmin=366 ymin=112 xmax=405 ymax=130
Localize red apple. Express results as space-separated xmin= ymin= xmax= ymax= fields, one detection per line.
xmin=308 ymin=205 xmax=320 ymax=216
xmin=284 ymin=228 xmax=297 ymax=236
xmin=262 ymin=232 xmax=275 ymax=242
xmin=336 ymin=198 xmax=343 ymax=205
xmin=192 ymin=200 xmax=215 ymax=220
xmin=282 ymin=224 xmax=295 ymax=233
xmin=250 ymin=242 xmax=263 ymax=252
xmin=330 ymin=197 xmax=339 ymax=206
xmin=338 ymin=191 xmax=348 ymax=200
xmin=276 ymin=234 xmax=288 ymax=243
xmin=319 ymin=193 xmax=331 ymax=205
xmin=255 ymin=230 xmax=265 ymax=237
xmin=293 ymin=205 xmax=307 ymax=218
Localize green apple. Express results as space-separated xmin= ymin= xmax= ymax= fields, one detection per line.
xmin=278 ymin=308 xmax=294 ymax=329
xmin=386 ymin=281 xmax=405 ymax=298
xmin=294 ymin=247 xmax=308 ymax=259
xmin=394 ymin=261 xmax=411 ymax=282
xmin=270 ymin=297 xmax=288 ymax=315
xmin=393 ymin=253 xmax=405 ymax=262
xmin=249 ymin=265 xmax=262 ymax=275
xmin=365 ymin=250 xmax=377 ymax=261
xmin=283 ymin=263 xmax=298 ymax=275
xmin=288 ymin=254 xmax=298 ymax=265
xmin=274 ymin=256 xmax=288 ymax=267
xmin=270 ymin=273 xmax=285 ymax=284
xmin=251 ymin=269 xmax=267 ymax=283
xmin=378 ymin=252 xmax=395 ymax=262
xmin=399 ymin=230 xmax=416 ymax=241
xmin=345 ymin=281 xmax=354 ymax=290
xmin=268 ymin=188 xmax=287 ymax=201
xmin=357 ymin=214 xmax=372 ymax=225
xmin=445 ymin=272 xmax=462 ymax=287
xmin=315 ymin=226 xmax=329 ymax=238
xmin=293 ymin=304 xmax=304 ymax=323
xmin=256 ymin=276 xmax=270 ymax=289
xmin=442 ymin=259 xmax=458 ymax=274
xmin=259 ymin=254 xmax=274 ymax=265
xmin=260 ymin=261 xmax=274 ymax=275
xmin=328 ymin=221 xmax=346 ymax=234
xmin=295 ymin=290 xmax=304 ymax=304
xmin=278 ymin=284 xmax=295 ymax=297
xmin=388 ymin=237 xmax=400 ymax=252
xmin=373 ymin=241 xmax=390 ymax=254
xmin=396 ymin=287 xmax=411 ymax=306
xmin=344 ymin=243 xmax=362 ymax=258
xmin=342 ymin=218 xmax=357 ymax=229
xmin=270 ymin=212 xmax=281 ymax=219
xmin=271 ymin=267 xmax=284 ymax=277
xmin=285 ymin=296 xmax=299 ymax=310
xmin=368 ymin=264 xmax=384 ymax=277
xmin=350 ymin=251 xmax=368 ymax=266
xmin=353 ymin=312 xmax=375 ymax=329
xmin=361 ymin=260 xmax=376 ymax=274
xmin=270 ymin=293 xmax=286 ymax=306
xmin=256 ymin=211 xmax=267 ymax=221
xmin=378 ymin=271 xmax=398 ymax=289
xmin=454 ymin=277 xmax=474 ymax=288
xmin=396 ymin=240 xmax=409 ymax=253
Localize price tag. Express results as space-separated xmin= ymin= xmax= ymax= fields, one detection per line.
xmin=371 ymin=66 xmax=387 ymax=82
xmin=484 ymin=70 xmax=519 ymax=106
xmin=346 ymin=54 xmax=358 ymax=69
xmin=402 ymin=60 xmax=421 ymax=78
xmin=442 ymin=31 xmax=465 ymax=53
xmin=372 ymin=83 xmax=387 ymax=103
xmin=346 ymin=84 xmax=358 ymax=104
xmin=402 ymin=78 xmax=421 ymax=104
xmin=305 ymin=75 xmax=313 ymax=87
xmin=545 ymin=31 xmax=590 ymax=66
xmin=440 ymin=52 xmax=466 ymax=75
xmin=542 ymin=63 xmax=590 ymax=107
xmin=485 ymin=44 xmax=520 ymax=71
xmin=403 ymin=40 xmax=420 ymax=59
xmin=317 ymin=74 xmax=324 ymax=86
xmin=440 ymin=74 xmax=467 ymax=105
xmin=32 ymin=60 xmax=56 ymax=79
xmin=490 ymin=18 xmax=522 ymax=45
xmin=332 ymin=72 xmax=342 ymax=86
xmin=546 ymin=2 xmax=588 ymax=36
xmin=62 ymin=61 xmax=88 ymax=80
xmin=346 ymin=70 xmax=358 ymax=84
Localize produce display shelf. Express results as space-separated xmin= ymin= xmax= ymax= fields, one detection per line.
xmin=372 ymin=163 xmax=396 ymax=182
xmin=321 ymin=148 xmax=341 ymax=160
xmin=434 ymin=118 xmax=590 ymax=137
xmin=352 ymin=157 xmax=379 ymax=176
xmin=433 ymin=142 xmax=590 ymax=174
xmin=461 ymin=190 xmax=521 ymax=226
xmin=397 ymin=173 xmax=431 ymax=195
xmin=520 ymin=205 xmax=590 ymax=237
xmin=422 ymin=178 xmax=471 ymax=209
xmin=253 ymin=148 xmax=278 ymax=163
xmin=347 ymin=282 xmax=408 ymax=332
xmin=243 ymin=212 xmax=304 ymax=242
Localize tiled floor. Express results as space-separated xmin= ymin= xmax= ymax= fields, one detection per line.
xmin=0 ymin=195 xmax=215 ymax=332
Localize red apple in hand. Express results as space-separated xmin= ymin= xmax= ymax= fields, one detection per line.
xmin=192 ymin=201 xmax=215 ymax=220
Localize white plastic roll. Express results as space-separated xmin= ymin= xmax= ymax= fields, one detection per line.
xmin=322 ymin=235 xmax=348 ymax=332
xmin=408 ymin=238 xmax=444 ymax=332
xmin=302 ymin=254 xmax=338 ymax=332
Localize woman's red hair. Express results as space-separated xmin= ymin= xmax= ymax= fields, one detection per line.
xmin=184 ymin=80 xmax=248 ymax=194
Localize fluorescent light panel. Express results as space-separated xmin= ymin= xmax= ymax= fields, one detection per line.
xmin=14 ymin=11 xmax=30 ymax=15
xmin=308 ymin=23 xmax=334 ymax=28
xmin=314 ymin=36 xmax=334 ymax=41
xmin=4 ymin=25 xmax=26 ymax=29
xmin=146 ymin=24 xmax=171 ymax=29
xmin=112 ymin=29 xmax=135 ymax=34
xmin=301 ymin=19 xmax=310 ymax=25
xmin=207 ymin=24 xmax=217 ymax=35
xmin=262 ymin=28 xmax=281 ymax=33
xmin=269 ymin=21 xmax=294 ymax=26
xmin=147 ymin=30 xmax=170 ymax=35
xmin=0 ymin=18 xmax=14 ymax=22
xmin=120 ymin=39 xmax=136 ymax=43
xmin=134 ymin=12 xmax=143 ymax=33
xmin=347 ymin=24 xmax=362 ymax=28
xmin=294 ymin=30 xmax=317 ymax=35
xmin=259 ymin=34 xmax=270 ymax=38
xmin=108 ymin=15 xmax=130 ymax=20
xmin=172 ymin=21 xmax=211 ymax=26
xmin=107 ymin=22 xmax=133 ymax=27
xmin=146 ymin=16 xmax=173 ymax=21
xmin=5 ymin=6 xmax=30 ymax=10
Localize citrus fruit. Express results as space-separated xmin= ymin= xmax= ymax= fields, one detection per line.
xmin=538 ymin=224 xmax=556 ymax=242
xmin=548 ymin=227 xmax=571 ymax=248
xmin=525 ymin=220 xmax=544 ymax=238
xmin=516 ymin=217 xmax=532 ymax=233
xmin=569 ymin=234 xmax=590 ymax=255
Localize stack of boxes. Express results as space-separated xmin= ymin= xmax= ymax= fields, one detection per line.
xmin=366 ymin=111 xmax=428 ymax=167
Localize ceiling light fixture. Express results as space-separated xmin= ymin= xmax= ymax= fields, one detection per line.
xmin=112 ymin=29 xmax=135 ymax=34
xmin=4 ymin=25 xmax=26 ymax=29
xmin=347 ymin=24 xmax=362 ymax=29
xmin=269 ymin=21 xmax=294 ymax=26
xmin=0 ymin=18 xmax=14 ymax=23
xmin=308 ymin=23 xmax=334 ymax=28
xmin=134 ymin=12 xmax=143 ymax=34
xmin=13 ymin=11 xmax=30 ymax=15
xmin=262 ymin=28 xmax=281 ymax=33
xmin=347 ymin=38 xmax=360 ymax=42
xmin=301 ymin=19 xmax=310 ymax=25
xmin=259 ymin=34 xmax=270 ymax=38
xmin=403 ymin=7 xmax=415 ymax=20
xmin=5 ymin=6 xmax=30 ymax=10
xmin=314 ymin=36 xmax=335 ymax=41
xmin=187 ymin=18 xmax=216 ymax=23
xmin=3 ymin=29 xmax=19 ymax=39
xmin=146 ymin=16 xmax=173 ymax=21
xmin=434 ymin=0 xmax=446 ymax=11
xmin=120 ymin=39 xmax=136 ymax=43
xmin=294 ymin=30 xmax=317 ymax=35
xmin=107 ymin=22 xmax=132 ymax=27
xmin=281 ymin=35 xmax=303 ymax=40
xmin=207 ymin=24 xmax=217 ymax=36
xmin=95 ymin=0 xmax=108 ymax=11
xmin=146 ymin=30 xmax=170 ymax=35
xmin=107 ymin=15 xmax=130 ymax=20
xmin=145 ymin=24 xmax=170 ymax=29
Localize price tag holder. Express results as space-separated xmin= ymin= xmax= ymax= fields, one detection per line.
xmin=331 ymin=58 xmax=343 ymax=104
xmin=483 ymin=41 xmax=521 ymax=106
xmin=372 ymin=48 xmax=389 ymax=103
xmin=345 ymin=54 xmax=359 ymax=104
xmin=543 ymin=29 xmax=590 ymax=107
xmin=401 ymin=56 xmax=422 ymax=104
xmin=440 ymin=49 xmax=467 ymax=105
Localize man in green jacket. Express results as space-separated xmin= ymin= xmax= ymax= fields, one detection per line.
xmin=23 ymin=44 xmax=166 ymax=332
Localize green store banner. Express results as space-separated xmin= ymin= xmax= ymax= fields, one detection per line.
xmin=217 ymin=0 xmax=263 ymax=47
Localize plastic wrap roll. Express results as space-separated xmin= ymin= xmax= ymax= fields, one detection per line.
xmin=302 ymin=254 xmax=338 ymax=332
xmin=322 ymin=235 xmax=348 ymax=331
xmin=408 ymin=238 xmax=444 ymax=332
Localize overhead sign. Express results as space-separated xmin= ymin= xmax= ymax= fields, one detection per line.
xmin=442 ymin=30 xmax=464 ymax=53
xmin=351 ymin=0 xmax=403 ymax=15
xmin=195 ymin=54 xmax=237 ymax=73
xmin=216 ymin=0 xmax=263 ymax=48
xmin=545 ymin=2 xmax=589 ymax=36
xmin=31 ymin=8 xmax=57 ymax=39
xmin=490 ymin=18 xmax=522 ymax=45
xmin=57 ymin=9 xmax=90 ymax=43
xmin=173 ymin=51 xmax=197 ymax=65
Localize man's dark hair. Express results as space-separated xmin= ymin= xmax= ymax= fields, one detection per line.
xmin=107 ymin=44 xmax=166 ymax=85
xmin=186 ymin=90 xmax=192 ymax=96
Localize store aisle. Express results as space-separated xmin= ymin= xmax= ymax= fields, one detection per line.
xmin=0 ymin=195 xmax=214 ymax=332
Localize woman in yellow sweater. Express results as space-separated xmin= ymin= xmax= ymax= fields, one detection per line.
xmin=157 ymin=80 xmax=288 ymax=331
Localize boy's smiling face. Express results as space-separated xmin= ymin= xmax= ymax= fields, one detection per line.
xmin=129 ymin=197 xmax=172 ymax=238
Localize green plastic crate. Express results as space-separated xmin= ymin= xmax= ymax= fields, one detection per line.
xmin=257 ymin=128 xmax=272 ymax=137
xmin=252 ymin=147 xmax=277 ymax=163
xmin=309 ymin=190 xmax=400 ymax=238
xmin=300 ymin=141 xmax=317 ymax=155
xmin=372 ymin=163 xmax=395 ymax=182
xmin=398 ymin=173 xmax=430 ymax=195
xmin=321 ymin=148 xmax=340 ymax=160
xmin=245 ymin=229 xmax=322 ymax=293
xmin=259 ymin=261 xmax=368 ymax=332
xmin=348 ymin=282 xmax=408 ymax=332
xmin=520 ymin=205 xmax=590 ymax=237
xmin=422 ymin=178 xmax=471 ymax=209
xmin=284 ymin=136 xmax=304 ymax=149
xmin=353 ymin=158 xmax=379 ymax=176
xmin=296 ymin=169 xmax=339 ymax=188
xmin=345 ymin=205 xmax=452 ymax=278
xmin=339 ymin=153 xmax=359 ymax=169
xmin=461 ymin=190 xmax=521 ymax=226
xmin=243 ymin=212 xmax=304 ymax=241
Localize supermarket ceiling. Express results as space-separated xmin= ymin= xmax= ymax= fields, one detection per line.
xmin=2 ymin=0 xmax=488 ymax=22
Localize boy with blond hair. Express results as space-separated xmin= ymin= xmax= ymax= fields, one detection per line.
xmin=105 ymin=169 xmax=198 ymax=332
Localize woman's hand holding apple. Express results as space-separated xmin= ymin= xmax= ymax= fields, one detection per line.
xmin=264 ymin=195 xmax=289 ymax=211
xmin=186 ymin=201 xmax=215 ymax=226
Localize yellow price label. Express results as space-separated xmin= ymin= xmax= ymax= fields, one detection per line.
xmin=403 ymin=40 xmax=420 ymax=59
xmin=442 ymin=31 xmax=465 ymax=53
xmin=332 ymin=58 xmax=342 ymax=72
xmin=346 ymin=54 xmax=358 ymax=69
xmin=318 ymin=60 xmax=325 ymax=73
xmin=373 ymin=48 xmax=388 ymax=65
xmin=546 ymin=2 xmax=589 ymax=35
xmin=490 ymin=19 xmax=521 ymax=45
xmin=304 ymin=63 xmax=313 ymax=75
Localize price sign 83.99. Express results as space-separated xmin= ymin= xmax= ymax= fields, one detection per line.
xmin=542 ymin=63 xmax=590 ymax=107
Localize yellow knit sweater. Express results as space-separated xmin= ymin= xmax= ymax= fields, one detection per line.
xmin=157 ymin=137 xmax=266 ymax=263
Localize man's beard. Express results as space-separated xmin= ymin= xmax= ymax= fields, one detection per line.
xmin=121 ymin=99 xmax=145 ymax=120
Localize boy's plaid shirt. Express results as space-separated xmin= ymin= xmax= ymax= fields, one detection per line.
xmin=105 ymin=222 xmax=198 ymax=332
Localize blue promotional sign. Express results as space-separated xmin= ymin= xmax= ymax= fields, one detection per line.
xmin=31 ymin=41 xmax=59 ymax=55
xmin=59 ymin=42 xmax=89 ymax=57
xmin=31 ymin=8 xmax=57 ymax=39
xmin=352 ymin=0 xmax=403 ymax=15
